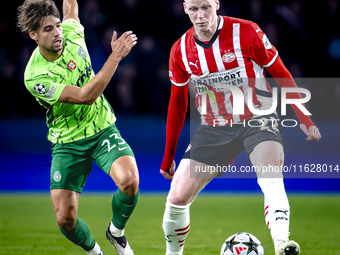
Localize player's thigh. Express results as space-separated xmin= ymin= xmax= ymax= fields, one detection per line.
xmin=93 ymin=124 xmax=138 ymax=192
xmin=249 ymin=140 xmax=284 ymax=166
xmin=244 ymin=117 xmax=285 ymax=165
xmin=109 ymin=155 xmax=139 ymax=196
xmin=168 ymin=159 xmax=218 ymax=206
xmin=51 ymin=144 xmax=94 ymax=193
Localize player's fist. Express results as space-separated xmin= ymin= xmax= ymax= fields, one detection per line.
xmin=160 ymin=160 xmax=176 ymax=180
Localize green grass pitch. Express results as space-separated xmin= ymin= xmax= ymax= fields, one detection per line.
xmin=1 ymin=194 xmax=340 ymax=254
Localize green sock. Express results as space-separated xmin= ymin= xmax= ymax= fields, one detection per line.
xmin=59 ymin=217 xmax=95 ymax=251
xmin=111 ymin=189 xmax=139 ymax=229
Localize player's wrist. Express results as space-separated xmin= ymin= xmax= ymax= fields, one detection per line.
xmin=108 ymin=52 xmax=124 ymax=63
xmin=299 ymin=116 xmax=315 ymax=129
xmin=161 ymin=158 xmax=172 ymax=172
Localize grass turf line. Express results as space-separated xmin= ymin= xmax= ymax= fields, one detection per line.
xmin=0 ymin=195 xmax=339 ymax=254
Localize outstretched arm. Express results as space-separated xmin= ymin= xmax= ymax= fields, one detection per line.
xmin=160 ymin=84 xmax=189 ymax=180
xmin=62 ymin=0 xmax=80 ymax=23
xmin=266 ymin=56 xmax=321 ymax=141
xmin=59 ymin=31 xmax=137 ymax=104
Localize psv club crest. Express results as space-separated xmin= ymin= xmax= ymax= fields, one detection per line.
xmin=67 ymin=60 xmax=77 ymax=70
xmin=222 ymin=52 xmax=236 ymax=63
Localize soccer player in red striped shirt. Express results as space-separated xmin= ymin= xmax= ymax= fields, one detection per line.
xmin=160 ymin=1 xmax=321 ymax=255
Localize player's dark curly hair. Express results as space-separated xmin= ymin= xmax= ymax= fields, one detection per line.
xmin=17 ymin=0 xmax=60 ymax=32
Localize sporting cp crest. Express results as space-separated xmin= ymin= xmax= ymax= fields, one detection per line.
xmin=78 ymin=47 xmax=87 ymax=59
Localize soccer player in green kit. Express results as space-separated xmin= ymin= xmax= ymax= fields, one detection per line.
xmin=17 ymin=0 xmax=138 ymax=254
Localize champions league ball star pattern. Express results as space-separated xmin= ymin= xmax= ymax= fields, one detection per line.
xmin=33 ymin=83 xmax=47 ymax=95
xmin=220 ymin=232 xmax=264 ymax=255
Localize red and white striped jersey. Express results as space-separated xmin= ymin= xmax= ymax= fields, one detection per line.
xmin=169 ymin=16 xmax=278 ymax=126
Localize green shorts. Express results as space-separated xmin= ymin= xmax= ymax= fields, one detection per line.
xmin=50 ymin=124 xmax=134 ymax=193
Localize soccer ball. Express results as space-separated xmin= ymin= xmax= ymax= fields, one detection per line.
xmin=220 ymin=232 xmax=264 ymax=255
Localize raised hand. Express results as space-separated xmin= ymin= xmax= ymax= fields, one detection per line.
xmin=110 ymin=31 xmax=138 ymax=60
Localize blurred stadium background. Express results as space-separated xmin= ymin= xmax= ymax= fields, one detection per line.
xmin=1 ymin=0 xmax=340 ymax=193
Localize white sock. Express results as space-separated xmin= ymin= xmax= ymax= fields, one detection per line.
xmin=109 ymin=221 xmax=125 ymax=237
xmin=86 ymin=242 xmax=102 ymax=255
xmin=257 ymin=170 xmax=290 ymax=249
xmin=162 ymin=201 xmax=191 ymax=255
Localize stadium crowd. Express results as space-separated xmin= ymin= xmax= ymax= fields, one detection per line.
xmin=1 ymin=0 xmax=340 ymax=120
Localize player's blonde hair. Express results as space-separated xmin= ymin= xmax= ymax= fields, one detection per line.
xmin=17 ymin=0 xmax=60 ymax=32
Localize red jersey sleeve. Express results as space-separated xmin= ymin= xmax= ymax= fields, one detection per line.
xmin=160 ymin=84 xmax=188 ymax=171
xmin=247 ymin=22 xmax=278 ymax=67
xmin=266 ymin=56 xmax=315 ymax=129
xmin=169 ymin=38 xmax=190 ymax=87
xmin=160 ymin=39 xmax=190 ymax=172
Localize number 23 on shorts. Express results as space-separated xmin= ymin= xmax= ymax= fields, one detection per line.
xmin=101 ymin=133 xmax=128 ymax=152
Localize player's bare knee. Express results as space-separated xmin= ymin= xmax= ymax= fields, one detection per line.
xmin=118 ymin=170 xmax=139 ymax=196
xmin=167 ymin=190 xmax=192 ymax=206
xmin=167 ymin=194 xmax=182 ymax=206
xmin=55 ymin=213 xmax=77 ymax=232
xmin=259 ymin=155 xmax=282 ymax=168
